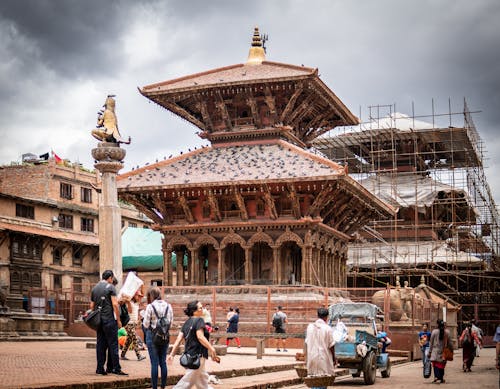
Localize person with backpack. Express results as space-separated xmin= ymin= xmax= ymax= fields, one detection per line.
xmin=272 ymin=306 xmax=288 ymax=352
xmin=459 ymin=322 xmax=480 ymax=372
xmin=143 ymin=287 xmax=173 ymax=389
xmin=168 ymin=301 xmax=218 ymax=389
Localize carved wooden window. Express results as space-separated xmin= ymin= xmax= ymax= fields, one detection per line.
xmin=10 ymin=271 xmax=20 ymax=293
xmin=278 ymin=197 xmax=293 ymax=216
xmin=60 ymin=182 xmax=73 ymax=199
xmin=72 ymin=245 xmax=83 ymax=267
xmin=16 ymin=203 xmax=34 ymax=219
xmin=73 ymin=277 xmax=83 ymax=292
xmin=53 ymin=247 xmax=62 ymax=265
xmin=10 ymin=234 xmax=42 ymax=261
xmin=81 ymin=217 xmax=94 ymax=232
xmin=59 ymin=214 xmax=73 ymax=229
xmin=256 ymin=199 xmax=265 ymax=216
xmin=80 ymin=187 xmax=92 ymax=203
xmin=202 ymin=203 xmax=211 ymax=219
xmin=129 ymin=222 xmax=137 ymax=228
xmin=53 ymin=274 xmax=62 ymax=290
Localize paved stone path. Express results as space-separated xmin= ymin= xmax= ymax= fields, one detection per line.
xmin=0 ymin=341 xmax=300 ymax=388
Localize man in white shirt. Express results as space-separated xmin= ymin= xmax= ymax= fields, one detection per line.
xmin=305 ymin=307 xmax=335 ymax=389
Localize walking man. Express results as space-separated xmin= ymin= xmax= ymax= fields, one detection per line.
xmin=272 ymin=306 xmax=288 ymax=352
xmin=305 ymin=307 xmax=335 ymax=389
xmin=90 ymin=270 xmax=127 ymax=376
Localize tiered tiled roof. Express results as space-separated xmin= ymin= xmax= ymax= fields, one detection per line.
xmin=118 ymin=140 xmax=344 ymax=190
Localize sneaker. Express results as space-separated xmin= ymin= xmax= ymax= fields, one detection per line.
xmin=137 ymin=355 xmax=146 ymax=361
xmin=276 ymin=349 xmax=281 ymax=352
xmin=283 ymin=349 xmax=288 ymax=352
xmin=120 ymin=355 xmax=129 ymax=360
xmin=96 ymin=370 xmax=107 ymax=375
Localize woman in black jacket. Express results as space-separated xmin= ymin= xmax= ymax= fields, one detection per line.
xmin=168 ymin=301 xmax=217 ymax=388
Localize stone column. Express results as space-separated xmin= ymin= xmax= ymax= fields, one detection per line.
xmin=92 ymin=142 xmax=125 ymax=284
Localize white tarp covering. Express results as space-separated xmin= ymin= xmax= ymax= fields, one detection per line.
xmin=348 ymin=240 xmax=483 ymax=268
xmin=359 ymin=174 xmax=476 ymax=214
xmin=329 ymin=302 xmax=378 ymax=320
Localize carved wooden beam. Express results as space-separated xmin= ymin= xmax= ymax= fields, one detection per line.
xmin=197 ymin=100 xmax=213 ymax=132
xmin=322 ymin=197 xmax=349 ymax=225
xmin=280 ymin=85 xmax=304 ymax=122
xmin=178 ymin=195 xmax=195 ymax=224
xmin=301 ymin=113 xmax=328 ymax=138
xmin=307 ymin=185 xmax=334 ymax=217
xmin=152 ymin=193 xmax=172 ymax=224
xmin=207 ymin=192 xmax=222 ymax=222
xmin=263 ymin=185 xmax=278 ymax=220
xmin=215 ymin=91 xmax=233 ymax=130
xmin=264 ymin=86 xmax=278 ymax=122
xmin=287 ymin=184 xmax=302 ymax=219
xmin=245 ymin=94 xmax=262 ymax=129
xmin=122 ymin=194 xmax=164 ymax=224
xmin=334 ymin=208 xmax=357 ymax=231
xmin=288 ymin=92 xmax=315 ymax=125
xmin=160 ymin=99 xmax=206 ymax=130
xmin=234 ymin=189 xmax=249 ymax=221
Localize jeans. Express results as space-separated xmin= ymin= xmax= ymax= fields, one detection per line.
xmin=145 ymin=328 xmax=168 ymax=389
xmin=96 ymin=318 xmax=121 ymax=373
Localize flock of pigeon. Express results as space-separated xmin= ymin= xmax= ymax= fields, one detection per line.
xmin=121 ymin=143 xmax=339 ymax=189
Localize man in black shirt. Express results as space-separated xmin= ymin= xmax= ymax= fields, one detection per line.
xmin=90 ymin=270 xmax=127 ymax=376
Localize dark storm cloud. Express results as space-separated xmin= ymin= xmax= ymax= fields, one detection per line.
xmin=0 ymin=0 xmax=127 ymax=79
xmin=0 ymin=0 xmax=499 ymax=200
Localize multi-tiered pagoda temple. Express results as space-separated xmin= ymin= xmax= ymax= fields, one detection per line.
xmin=117 ymin=28 xmax=394 ymax=287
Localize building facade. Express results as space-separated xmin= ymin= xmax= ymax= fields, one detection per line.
xmin=0 ymin=157 xmax=150 ymax=305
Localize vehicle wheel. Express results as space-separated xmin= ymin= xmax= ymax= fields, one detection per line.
xmin=381 ymin=357 xmax=391 ymax=378
xmin=352 ymin=371 xmax=361 ymax=378
xmin=363 ymin=352 xmax=377 ymax=385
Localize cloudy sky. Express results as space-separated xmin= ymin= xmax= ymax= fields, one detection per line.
xmin=1 ymin=0 xmax=500 ymax=203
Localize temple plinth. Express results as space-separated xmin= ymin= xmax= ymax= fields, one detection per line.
xmin=92 ymin=142 xmax=126 ymax=283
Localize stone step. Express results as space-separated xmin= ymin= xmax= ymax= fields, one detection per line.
xmin=166 ymin=369 xmax=302 ymax=389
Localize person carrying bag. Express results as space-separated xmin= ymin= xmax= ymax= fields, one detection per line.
xmin=168 ymin=301 xmax=218 ymax=388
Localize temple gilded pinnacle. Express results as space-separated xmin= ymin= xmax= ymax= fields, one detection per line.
xmin=246 ymin=27 xmax=266 ymax=65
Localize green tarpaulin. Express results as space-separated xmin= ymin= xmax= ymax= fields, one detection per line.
xmin=122 ymin=228 xmax=163 ymax=271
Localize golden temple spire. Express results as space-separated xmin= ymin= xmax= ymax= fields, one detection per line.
xmin=246 ymin=26 xmax=266 ymax=65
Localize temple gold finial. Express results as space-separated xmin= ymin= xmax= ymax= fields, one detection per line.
xmin=246 ymin=26 xmax=266 ymax=65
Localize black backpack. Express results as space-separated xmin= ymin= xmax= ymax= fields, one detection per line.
xmin=151 ymin=304 xmax=170 ymax=347
xmin=272 ymin=314 xmax=283 ymax=329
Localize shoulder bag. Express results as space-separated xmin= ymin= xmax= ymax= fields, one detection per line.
xmin=84 ymin=296 xmax=104 ymax=331
xmin=179 ymin=318 xmax=202 ymax=370
xmin=442 ymin=332 xmax=453 ymax=361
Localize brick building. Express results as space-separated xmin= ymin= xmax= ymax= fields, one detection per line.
xmin=0 ymin=156 xmax=150 ymax=307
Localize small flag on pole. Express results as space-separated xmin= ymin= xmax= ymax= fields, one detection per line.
xmin=51 ymin=150 xmax=63 ymax=164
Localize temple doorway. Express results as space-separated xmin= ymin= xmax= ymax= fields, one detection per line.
xmin=224 ymin=243 xmax=245 ymax=284
xmin=197 ymin=245 xmax=217 ymax=285
xmin=172 ymin=245 xmax=190 ymax=286
xmin=281 ymin=242 xmax=302 ymax=285
xmin=251 ymin=242 xmax=273 ymax=284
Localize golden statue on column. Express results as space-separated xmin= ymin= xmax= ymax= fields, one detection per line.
xmin=91 ymin=95 xmax=131 ymax=144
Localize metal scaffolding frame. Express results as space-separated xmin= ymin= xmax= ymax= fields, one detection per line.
xmin=313 ymin=99 xmax=500 ymax=307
